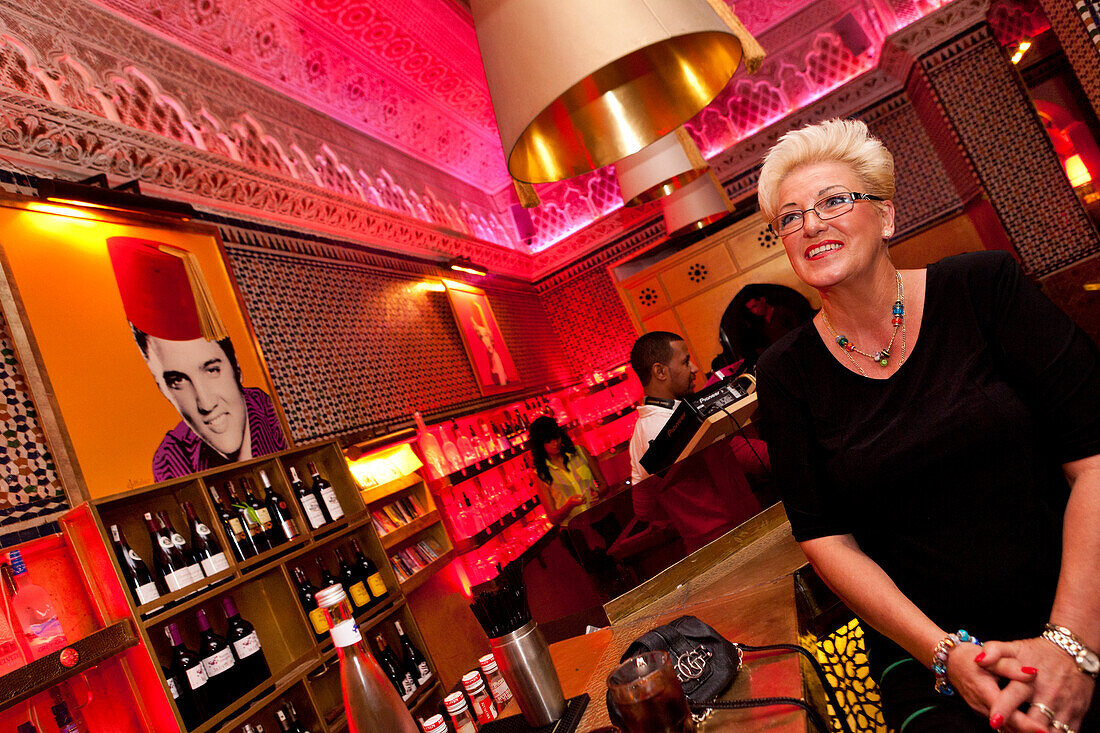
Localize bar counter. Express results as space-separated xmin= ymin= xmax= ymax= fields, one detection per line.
xmin=535 ymin=503 xmax=826 ymax=731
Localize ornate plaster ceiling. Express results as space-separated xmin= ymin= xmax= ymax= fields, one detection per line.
xmin=74 ymin=0 xmax=960 ymax=257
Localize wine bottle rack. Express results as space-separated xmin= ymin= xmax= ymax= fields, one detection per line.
xmin=55 ymin=439 xmax=443 ymax=733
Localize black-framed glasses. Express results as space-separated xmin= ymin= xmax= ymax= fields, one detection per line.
xmin=769 ymin=191 xmax=883 ymax=236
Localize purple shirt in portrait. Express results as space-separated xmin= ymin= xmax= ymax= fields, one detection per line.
xmin=152 ymin=387 xmax=288 ymax=482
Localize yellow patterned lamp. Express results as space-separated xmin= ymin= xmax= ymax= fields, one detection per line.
xmin=472 ymin=0 xmax=763 ymax=184
xmin=616 ymin=127 xmax=709 ymax=206
xmin=661 ymin=171 xmax=732 ymax=237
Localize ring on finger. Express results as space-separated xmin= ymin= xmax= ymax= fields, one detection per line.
xmin=1031 ymin=702 xmax=1056 ymax=722
xmin=1051 ymin=721 xmax=1075 ymax=733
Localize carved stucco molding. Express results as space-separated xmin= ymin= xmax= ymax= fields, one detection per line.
xmin=0 ymin=90 xmax=534 ymax=277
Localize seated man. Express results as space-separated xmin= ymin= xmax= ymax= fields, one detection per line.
xmin=628 ymin=332 xmax=762 ymax=553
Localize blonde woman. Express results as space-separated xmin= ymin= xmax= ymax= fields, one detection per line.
xmin=755 ymin=119 xmax=1100 ymax=732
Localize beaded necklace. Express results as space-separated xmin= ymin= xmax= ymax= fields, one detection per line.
xmin=821 ymin=270 xmax=905 ymax=377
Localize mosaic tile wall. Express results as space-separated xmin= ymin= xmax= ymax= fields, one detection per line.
xmin=223 ymin=241 xmax=573 ymax=444
xmin=0 ymin=313 xmax=67 ymax=547
xmin=537 ymin=264 xmax=638 ymax=380
xmin=922 ymin=25 xmax=1100 ymax=275
xmin=1045 ymin=0 xmax=1100 ymax=115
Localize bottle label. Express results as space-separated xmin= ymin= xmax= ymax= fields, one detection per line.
xmin=126 ymin=549 xmax=142 ymax=562
xmin=200 ymin=552 xmax=230 ymax=576
xmin=135 ymin=582 xmax=160 ymax=605
xmin=187 ymin=563 xmax=205 ymax=584
xmin=320 ymin=487 xmax=344 ymax=519
xmin=417 ymin=662 xmax=433 ymax=685
xmin=472 ymin=694 xmax=497 ymax=721
xmin=228 ymin=517 xmax=245 ymax=536
xmin=171 ymin=533 xmax=187 ymax=548
xmin=489 ymin=676 xmax=511 ymax=705
xmin=196 ymin=523 xmax=212 ymax=537
xmin=255 ymin=507 xmax=273 ymax=529
xmin=349 ymin=582 xmax=372 ymax=608
xmin=233 ymin=631 xmax=262 ymax=659
xmin=164 ymin=569 xmax=189 ymax=592
xmin=157 ymin=536 xmax=174 ymax=551
xmin=280 ymin=519 xmax=300 ymax=541
xmin=329 ymin=619 xmax=362 ymax=648
xmin=301 ymin=495 xmax=326 ymax=529
xmin=185 ymin=664 xmax=208 ymax=690
xmin=203 ymin=647 xmax=236 ymax=677
xmin=308 ymin=607 xmax=329 ymax=635
xmin=401 ymin=673 xmax=417 ymax=697
xmin=166 ymin=676 xmax=180 ymax=699
xmin=367 ymin=572 xmax=386 ymax=598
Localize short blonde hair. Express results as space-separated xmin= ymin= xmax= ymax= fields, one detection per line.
xmin=757 ymin=119 xmax=895 ymax=220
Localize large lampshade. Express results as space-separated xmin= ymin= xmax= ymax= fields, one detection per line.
xmin=616 ymin=127 xmax=708 ymax=206
xmin=472 ymin=0 xmax=752 ymax=183
xmin=661 ymin=171 xmax=731 ymax=237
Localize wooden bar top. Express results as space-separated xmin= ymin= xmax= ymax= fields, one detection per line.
xmin=544 ymin=504 xmax=814 ymax=731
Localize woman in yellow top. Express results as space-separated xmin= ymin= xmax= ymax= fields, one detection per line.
xmin=528 ymin=416 xmax=605 ymax=526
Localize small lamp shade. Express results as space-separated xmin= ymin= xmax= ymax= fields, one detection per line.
xmin=616 ymin=128 xmax=708 ymax=206
xmin=661 ymin=172 xmax=732 ymax=237
xmin=472 ymin=0 xmax=748 ymax=183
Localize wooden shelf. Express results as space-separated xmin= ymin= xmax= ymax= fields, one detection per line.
xmin=453 ymin=497 xmax=540 ymax=555
xmin=405 ymin=677 xmax=440 ymax=711
xmin=380 ymin=510 xmax=441 ymax=550
xmin=135 ymin=566 xmax=237 ymax=623
xmin=0 ymin=619 xmax=139 ymax=710
xmin=577 ymin=403 xmax=636 ymax=431
xmin=360 ymin=472 xmax=424 ymax=505
xmin=192 ymin=655 xmax=319 ymax=733
xmin=398 ymin=549 xmax=456 ymax=594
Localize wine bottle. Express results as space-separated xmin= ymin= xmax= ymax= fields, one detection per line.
xmin=291 ymin=566 xmax=328 ymax=638
xmin=260 ymin=470 xmax=301 ymax=544
xmin=283 ymin=701 xmax=310 ymax=733
xmin=314 ymin=585 xmax=418 ymax=732
xmin=222 ymin=595 xmax=271 ymax=689
xmin=166 ymin=621 xmax=208 ymax=727
xmin=145 ymin=513 xmax=191 ymax=593
xmin=184 ymin=502 xmax=230 ymax=578
xmin=315 ymin=556 xmax=341 ymax=591
xmin=394 ymin=620 xmax=431 ymax=686
xmin=109 ymin=524 xmax=161 ymax=607
xmin=228 ymin=482 xmax=272 ymax=555
xmin=4 ymin=550 xmax=68 ymax=659
xmin=350 ymin=539 xmax=387 ymax=606
xmin=196 ymin=607 xmax=239 ymax=711
xmin=468 ymin=426 xmax=490 ymax=463
xmin=50 ymin=699 xmax=88 ymax=733
xmin=334 ymin=546 xmax=369 ymax=612
xmin=454 ymin=421 xmax=476 ymax=467
xmin=209 ymin=485 xmax=252 ymax=561
xmin=241 ymin=477 xmax=279 ymax=547
xmin=289 ymin=466 xmax=326 ymax=531
xmin=158 ymin=511 xmax=204 ymax=585
xmin=375 ymin=633 xmax=416 ymax=700
xmin=308 ymin=462 xmax=344 ymax=522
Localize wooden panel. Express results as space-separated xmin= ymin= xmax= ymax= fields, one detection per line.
xmin=639 ymin=309 xmax=687 ymax=341
xmin=657 ymin=242 xmax=737 ymax=304
xmin=727 ymin=213 xmax=784 ymax=271
xmin=673 ymin=281 xmax=747 ymax=373
xmin=888 ymin=212 xmax=984 ymax=269
xmin=623 ymin=276 xmax=669 ymax=320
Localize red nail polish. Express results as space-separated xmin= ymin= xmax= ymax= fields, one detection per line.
xmin=990 ymin=713 xmax=1004 ymax=729
xmin=974 ymin=652 xmax=986 ymax=663
xmin=1021 ymin=666 xmax=1038 ymax=674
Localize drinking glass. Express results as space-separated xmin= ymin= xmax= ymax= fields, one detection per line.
xmin=607 ymin=651 xmax=695 ymax=733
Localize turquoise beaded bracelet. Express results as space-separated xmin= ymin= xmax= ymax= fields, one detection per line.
xmin=931 ymin=629 xmax=983 ymax=695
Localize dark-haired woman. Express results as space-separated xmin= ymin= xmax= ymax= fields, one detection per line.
xmin=528 ymin=416 xmax=605 ymax=526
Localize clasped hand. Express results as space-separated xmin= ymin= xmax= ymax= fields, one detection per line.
xmin=947 ymin=636 xmax=1095 ymax=732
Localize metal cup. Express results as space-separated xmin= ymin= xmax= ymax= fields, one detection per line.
xmin=489 ymin=620 xmax=566 ymax=726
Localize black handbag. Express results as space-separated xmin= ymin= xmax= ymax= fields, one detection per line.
xmin=606 ymin=615 xmax=854 ymax=733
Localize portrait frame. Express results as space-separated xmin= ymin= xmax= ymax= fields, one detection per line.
xmin=444 ymin=280 xmax=521 ymax=396
xmin=0 ymin=193 xmax=291 ymax=502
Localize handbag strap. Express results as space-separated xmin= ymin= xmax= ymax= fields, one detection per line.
xmin=691 ymin=642 xmax=855 ymax=733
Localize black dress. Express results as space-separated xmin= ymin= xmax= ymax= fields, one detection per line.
xmin=756 ymin=251 xmax=1100 ymax=729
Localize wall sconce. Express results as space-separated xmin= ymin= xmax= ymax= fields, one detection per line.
xmin=448 ymin=258 xmax=488 ymax=277
xmin=616 ymin=127 xmax=709 ymax=206
xmin=34 ymin=177 xmax=195 ymax=219
xmin=471 ymin=0 xmax=763 ymax=183
xmin=661 ymin=171 xmax=732 ymax=237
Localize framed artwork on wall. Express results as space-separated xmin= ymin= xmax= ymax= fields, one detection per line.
xmin=0 ymin=196 xmax=290 ymax=501
xmin=444 ymin=280 xmax=521 ymax=395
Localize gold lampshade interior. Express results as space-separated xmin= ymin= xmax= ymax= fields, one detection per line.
xmin=510 ymin=32 xmax=743 ymax=183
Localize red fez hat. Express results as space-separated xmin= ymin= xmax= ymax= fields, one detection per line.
xmin=106 ymin=237 xmax=203 ymax=341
